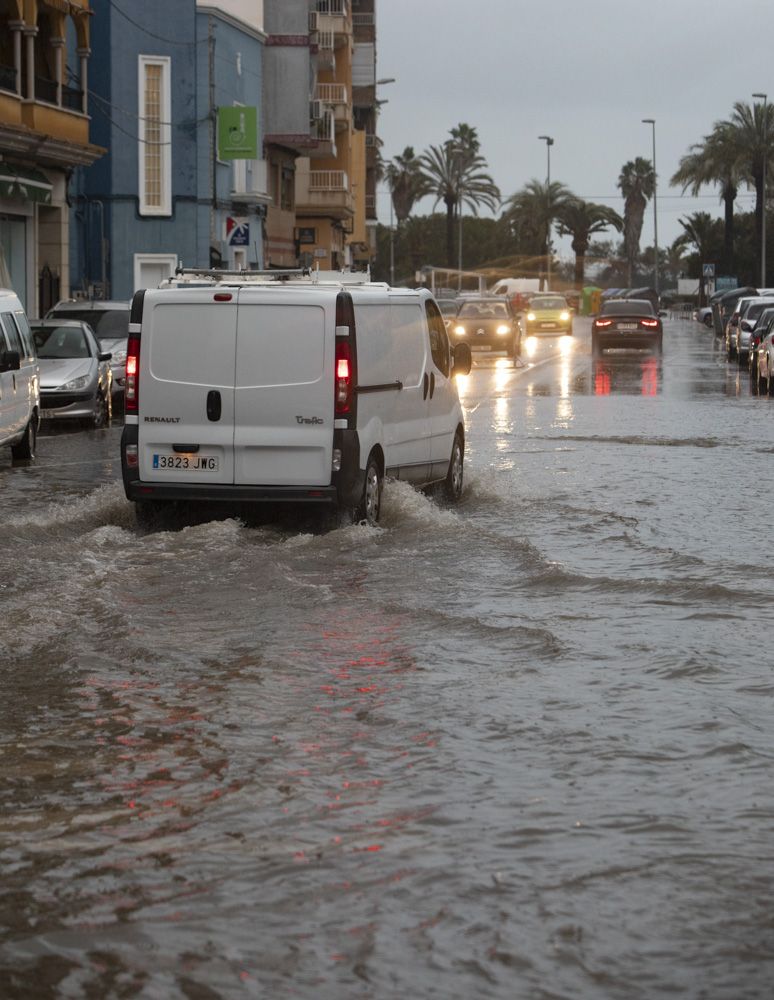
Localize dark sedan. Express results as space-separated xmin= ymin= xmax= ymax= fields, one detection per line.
xmin=591 ymin=299 xmax=663 ymax=355
xmin=451 ymin=297 xmax=519 ymax=356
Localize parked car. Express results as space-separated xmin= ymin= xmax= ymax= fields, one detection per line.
xmin=518 ymin=293 xmax=573 ymax=337
xmin=748 ymin=309 xmax=774 ymax=375
xmin=451 ymin=296 xmax=519 ymax=356
xmin=0 ymin=288 xmax=39 ymax=462
xmin=46 ymin=299 xmax=130 ymax=401
xmin=121 ymin=271 xmax=472 ymax=529
xmin=31 ymin=320 xmax=113 ymax=427
xmin=692 ymin=306 xmax=713 ymax=327
xmin=591 ymin=299 xmax=663 ymax=355
xmin=733 ymin=297 xmax=774 ymax=362
xmin=724 ymin=296 xmax=762 ymax=357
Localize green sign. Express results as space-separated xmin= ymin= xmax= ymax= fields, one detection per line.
xmin=217 ymin=106 xmax=258 ymax=159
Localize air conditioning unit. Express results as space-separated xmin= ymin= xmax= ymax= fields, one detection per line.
xmin=308 ymin=11 xmax=319 ymax=32
xmin=309 ymin=99 xmax=324 ymax=121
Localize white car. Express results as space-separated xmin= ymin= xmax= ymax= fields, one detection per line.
xmin=692 ymin=306 xmax=713 ymax=327
xmin=0 ymin=288 xmax=39 ymax=462
xmin=733 ymin=297 xmax=774 ymax=362
xmin=121 ymin=269 xmax=472 ymax=528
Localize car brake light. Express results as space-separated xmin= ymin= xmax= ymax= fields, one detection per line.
xmin=125 ymin=335 xmax=140 ymax=413
xmin=640 ymin=318 xmax=659 ymax=328
xmin=595 ymin=318 xmax=613 ymax=328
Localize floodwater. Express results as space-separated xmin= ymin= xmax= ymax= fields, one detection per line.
xmin=2 ymin=317 xmax=773 ymax=999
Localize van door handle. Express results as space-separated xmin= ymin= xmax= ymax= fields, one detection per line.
xmin=429 ymin=372 xmax=435 ymax=398
xmin=423 ymin=372 xmax=429 ymax=400
xmin=207 ymin=390 xmax=222 ymax=421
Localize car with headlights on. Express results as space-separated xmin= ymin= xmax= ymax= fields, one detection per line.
xmin=45 ymin=299 xmax=129 ymax=403
xmin=518 ymin=293 xmax=573 ymax=338
xmin=31 ymin=320 xmax=113 ymax=427
xmin=591 ymin=298 xmax=663 ymax=355
xmin=451 ymin=296 xmax=519 ymax=356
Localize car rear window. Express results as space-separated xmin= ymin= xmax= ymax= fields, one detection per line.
xmin=601 ymin=300 xmax=654 ymax=316
xmin=49 ymin=308 xmax=129 ymax=339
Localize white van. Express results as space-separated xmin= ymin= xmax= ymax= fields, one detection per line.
xmin=0 ymin=289 xmax=39 ymax=462
xmin=120 ymin=270 xmax=472 ymax=527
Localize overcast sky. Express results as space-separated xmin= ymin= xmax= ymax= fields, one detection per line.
xmin=375 ymin=0 xmax=770 ymax=260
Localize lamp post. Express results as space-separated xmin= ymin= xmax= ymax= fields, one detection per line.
xmin=753 ymin=93 xmax=767 ymax=287
xmin=538 ymin=135 xmax=553 ymax=289
xmin=642 ymin=119 xmax=659 ymax=295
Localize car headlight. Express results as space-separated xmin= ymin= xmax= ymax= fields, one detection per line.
xmin=60 ymin=374 xmax=90 ymax=391
xmin=496 ymin=324 xmax=511 ymax=335
xmin=454 ymin=325 xmax=466 ymax=336
xmin=526 ymin=312 xmax=536 ymax=321
xmin=560 ymin=311 xmax=570 ymax=321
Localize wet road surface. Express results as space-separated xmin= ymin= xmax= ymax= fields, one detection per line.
xmin=2 ymin=317 xmax=773 ymax=999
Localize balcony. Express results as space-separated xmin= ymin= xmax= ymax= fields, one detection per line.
xmin=309 ymin=107 xmax=336 ymax=159
xmin=316 ymin=30 xmax=336 ymax=72
xmin=0 ymin=63 xmax=17 ymax=94
xmin=314 ymin=0 xmax=350 ymax=43
xmin=314 ymin=83 xmax=350 ymax=131
xmin=230 ymin=158 xmax=270 ymax=205
xmin=296 ymin=169 xmax=354 ymax=220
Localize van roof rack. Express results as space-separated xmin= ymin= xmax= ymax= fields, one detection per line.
xmin=167 ymin=266 xmax=374 ymax=287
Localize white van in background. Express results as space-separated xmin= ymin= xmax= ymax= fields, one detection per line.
xmin=120 ymin=269 xmax=472 ymax=528
xmin=0 ymin=289 xmax=39 ymax=462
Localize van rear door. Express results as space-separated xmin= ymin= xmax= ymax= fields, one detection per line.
xmin=233 ymin=288 xmax=333 ymax=486
xmin=137 ymin=289 xmax=237 ymax=485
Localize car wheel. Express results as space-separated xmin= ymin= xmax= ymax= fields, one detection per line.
xmin=444 ymin=431 xmax=464 ymax=503
xmin=10 ymin=415 xmax=36 ymax=462
xmin=135 ymin=500 xmax=171 ymax=531
xmin=767 ymin=366 xmax=774 ymax=397
xmin=703 ymin=314 xmax=713 ymax=327
xmin=354 ymin=453 xmax=382 ymax=526
xmin=90 ymin=391 xmax=109 ymax=429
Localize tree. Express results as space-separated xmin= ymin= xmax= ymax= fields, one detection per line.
xmin=618 ymin=157 xmax=655 ymax=286
xmin=419 ymin=124 xmax=500 ymax=269
xmin=502 ymin=179 xmax=574 ymax=288
xmin=385 ymin=147 xmax=430 ymax=227
xmin=675 ymin=211 xmax=724 ymax=304
xmin=671 ymin=124 xmax=740 ymax=275
xmin=555 ymin=198 xmax=623 ymax=287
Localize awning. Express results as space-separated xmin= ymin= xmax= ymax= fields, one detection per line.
xmin=0 ymin=164 xmax=53 ymax=205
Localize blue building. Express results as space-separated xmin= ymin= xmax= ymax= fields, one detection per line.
xmin=71 ymin=1 xmax=266 ymax=300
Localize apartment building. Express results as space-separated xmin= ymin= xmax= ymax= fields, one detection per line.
xmin=0 ymin=0 xmax=102 ymax=315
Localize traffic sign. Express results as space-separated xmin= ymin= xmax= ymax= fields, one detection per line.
xmin=702 ymin=263 xmax=715 ymax=278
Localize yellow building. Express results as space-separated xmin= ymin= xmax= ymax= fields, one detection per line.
xmin=0 ymin=0 xmax=102 ymax=315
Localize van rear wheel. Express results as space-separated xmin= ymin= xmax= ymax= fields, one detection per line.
xmin=355 ymin=455 xmax=383 ymax=526
xmin=444 ymin=432 xmax=464 ymax=502
xmin=11 ymin=415 xmax=36 ymax=462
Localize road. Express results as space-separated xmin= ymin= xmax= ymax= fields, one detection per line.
xmin=2 ymin=316 xmax=773 ymax=999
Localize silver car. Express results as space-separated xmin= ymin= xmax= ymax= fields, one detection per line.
xmin=31 ymin=320 xmax=113 ymax=427
xmin=45 ymin=300 xmax=130 ymax=402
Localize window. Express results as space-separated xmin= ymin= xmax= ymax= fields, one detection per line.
xmin=138 ymin=56 xmax=171 ymax=215
xmin=281 ymin=167 xmax=294 ymax=211
xmin=425 ymin=301 xmax=450 ymax=377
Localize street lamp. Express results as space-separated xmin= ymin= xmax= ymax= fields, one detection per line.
xmin=642 ymin=119 xmax=659 ymax=295
xmin=753 ymin=93 xmax=767 ymax=287
xmin=538 ymin=135 xmax=554 ymax=288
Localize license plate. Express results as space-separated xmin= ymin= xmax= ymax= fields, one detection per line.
xmin=472 ymin=345 xmax=492 ymax=351
xmin=540 ymin=322 xmax=557 ymax=328
xmin=153 ymin=453 xmax=219 ymax=471
xmin=618 ymin=323 xmax=638 ymax=330
xmin=40 ymin=409 xmax=57 ymax=419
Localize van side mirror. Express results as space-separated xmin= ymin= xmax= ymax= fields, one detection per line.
xmin=452 ymin=342 xmax=472 ymax=376
xmin=0 ymin=348 xmax=21 ymax=373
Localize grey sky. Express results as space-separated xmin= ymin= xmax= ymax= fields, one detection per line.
xmin=375 ymin=0 xmax=770 ymax=262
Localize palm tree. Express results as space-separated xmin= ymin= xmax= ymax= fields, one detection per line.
xmin=675 ymin=211 xmax=724 ymax=304
xmin=419 ymin=125 xmax=500 ymax=268
xmin=502 ymin=179 xmax=574 ymax=289
xmin=671 ymin=125 xmax=740 ymax=275
xmin=555 ymin=198 xmax=623 ymax=287
xmin=717 ymin=100 xmax=774 ymax=283
xmin=618 ymin=157 xmax=655 ymax=286
xmin=385 ymin=147 xmax=430 ymax=227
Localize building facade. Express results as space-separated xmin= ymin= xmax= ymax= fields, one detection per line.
xmin=0 ymin=0 xmax=102 ymax=316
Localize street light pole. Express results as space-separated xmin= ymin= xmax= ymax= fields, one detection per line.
xmin=753 ymin=93 xmax=767 ymax=288
xmin=538 ymin=135 xmax=553 ymax=289
xmin=642 ymin=119 xmax=659 ymax=296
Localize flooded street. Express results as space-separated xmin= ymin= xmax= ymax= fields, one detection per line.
xmin=2 ymin=316 xmax=774 ymax=999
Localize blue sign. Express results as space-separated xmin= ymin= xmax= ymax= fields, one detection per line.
xmin=226 ymin=217 xmax=249 ymax=247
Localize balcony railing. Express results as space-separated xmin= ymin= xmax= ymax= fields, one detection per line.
xmin=0 ymin=63 xmax=17 ymax=94
xmin=353 ymin=13 xmax=374 ymax=26
xmin=315 ymin=0 xmax=347 ymax=14
xmin=35 ymin=75 xmax=58 ymax=104
xmin=310 ymin=170 xmax=349 ymax=191
xmin=315 ymin=83 xmax=348 ymax=105
xmin=62 ymin=84 xmax=83 ymax=112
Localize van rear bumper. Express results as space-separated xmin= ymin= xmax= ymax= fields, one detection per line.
xmin=124 ymin=481 xmax=338 ymax=505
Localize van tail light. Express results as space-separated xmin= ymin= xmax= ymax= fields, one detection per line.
xmin=595 ymin=318 xmax=613 ymax=328
xmin=335 ymin=340 xmax=353 ymax=415
xmin=125 ymin=334 xmax=140 ymax=413
xmin=640 ymin=318 xmax=660 ymax=328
